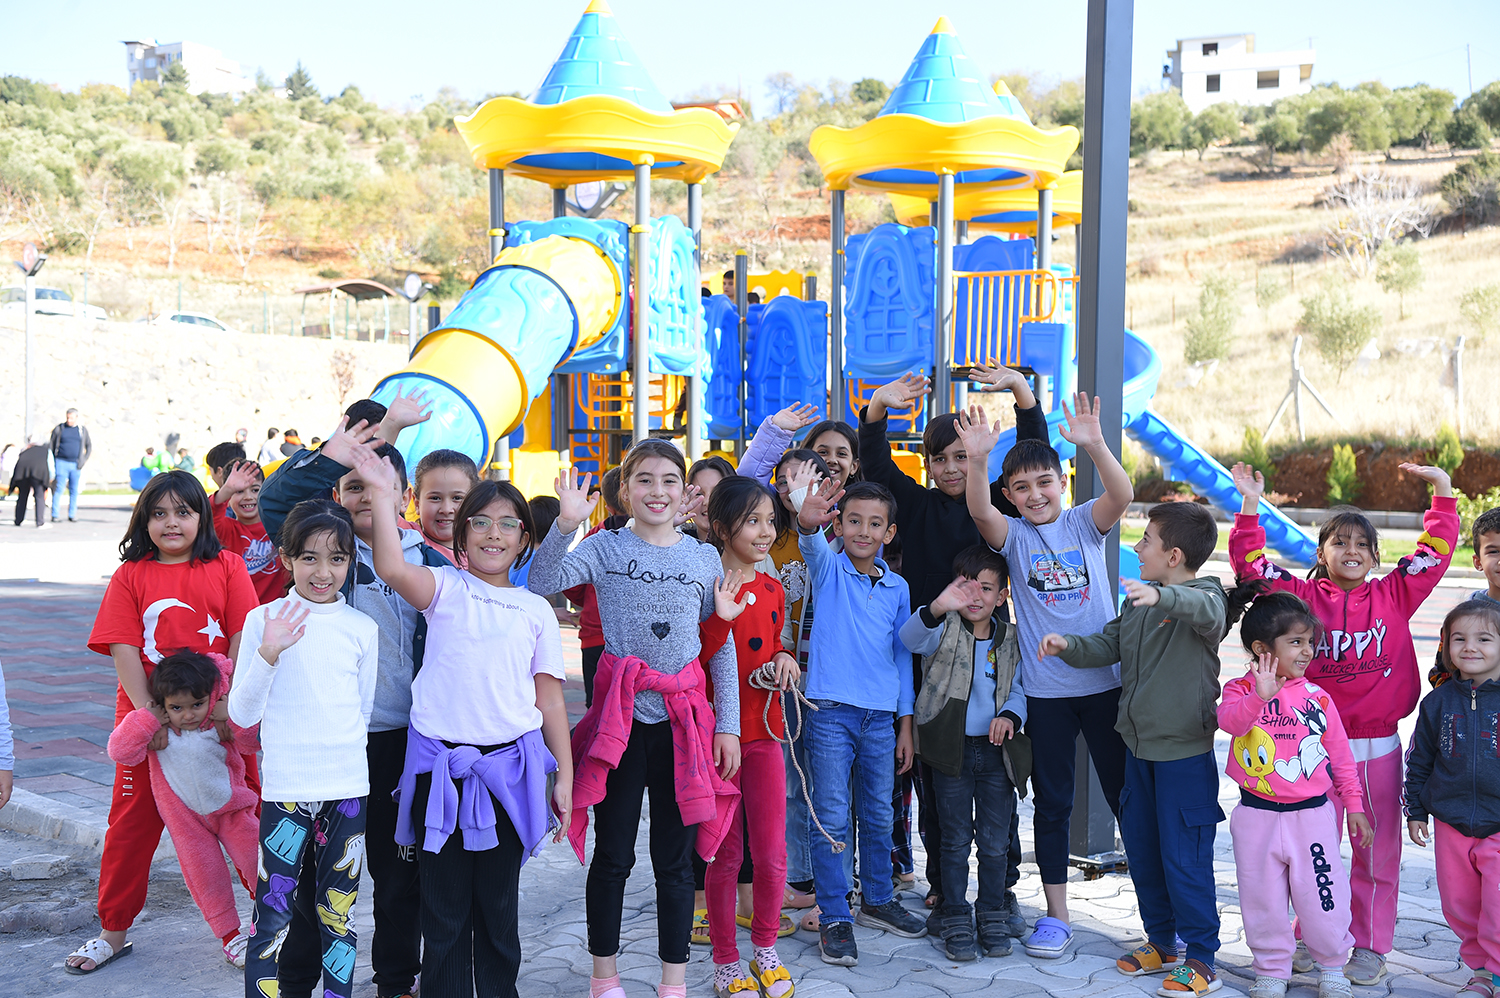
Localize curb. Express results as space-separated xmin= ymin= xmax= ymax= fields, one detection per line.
xmin=0 ymin=788 xmax=177 ymax=862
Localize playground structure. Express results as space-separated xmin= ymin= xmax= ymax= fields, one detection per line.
xmin=367 ymin=0 xmax=1316 ymax=566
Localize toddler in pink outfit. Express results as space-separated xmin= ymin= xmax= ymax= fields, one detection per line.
xmin=1219 ymin=591 xmax=1373 ymax=998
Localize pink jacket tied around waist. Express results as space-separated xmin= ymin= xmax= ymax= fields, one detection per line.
xmin=568 ymin=652 xmax=740 ymax=863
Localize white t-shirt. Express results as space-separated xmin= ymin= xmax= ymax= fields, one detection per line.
xmin=409 ymin=565 xmax=565 ymax=746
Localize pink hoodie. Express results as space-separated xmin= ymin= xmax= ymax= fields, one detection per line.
xmin=1228 ymin=496 xmax=1458 ymax=738
xmin=1219 ymin=675 xmax=1364 ymax=809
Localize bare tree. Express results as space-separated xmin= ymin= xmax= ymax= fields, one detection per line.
xmin=1321 ymin=169 xmax=1436 ymax=277
xmin=154 ymin=186 xmax=189 ymax=272
xmin=330 ymin=349 xmax=359 ymax=407
xmin=224 ymin=189 xmax=272 ymax=279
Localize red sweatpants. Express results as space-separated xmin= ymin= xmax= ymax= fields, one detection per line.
xmin=706 ymin=739 xmax=787 ymax=965
xmin=97 ymin=686 xmax=261 ymax=932
xmin=1434 ymin=820 xmax=1500 ymax=975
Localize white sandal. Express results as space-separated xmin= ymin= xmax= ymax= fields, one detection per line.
xmin=64 ymin=938 xmax=134 ymax=975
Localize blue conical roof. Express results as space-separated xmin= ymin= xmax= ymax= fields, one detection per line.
xmin=991 ymin=81 xmax=1032 ymax=124
xmin=530 ymin=0 xmax=674 ymax=113
xmin=877 ymin=17 xmax=1008 ymax=124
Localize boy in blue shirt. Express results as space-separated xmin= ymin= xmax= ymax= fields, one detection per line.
xmin=797 ymin=478 xmax=929 ymax=966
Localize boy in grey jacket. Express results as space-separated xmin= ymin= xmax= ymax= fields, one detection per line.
xmin=901 ymin=545 xmax=1026 ymax=962
xmin=1041 ymin=502 xmax=1251 ymax=996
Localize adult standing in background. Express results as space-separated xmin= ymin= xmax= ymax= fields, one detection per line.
xmin=257 ymin=428 xmax=281 ymax=466
xmin=50 ymin=408 xmax=91 ymax=524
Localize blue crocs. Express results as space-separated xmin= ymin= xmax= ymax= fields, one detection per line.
xmin=1023 ymin=916 xmax=1073 ymax=959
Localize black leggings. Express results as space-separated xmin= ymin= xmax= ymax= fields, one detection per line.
xmin=586 ymin=721 xmax=697 ymax=964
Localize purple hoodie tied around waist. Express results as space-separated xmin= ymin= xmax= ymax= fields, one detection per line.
xmin=394 ymin=727 xmax=557 ymax=859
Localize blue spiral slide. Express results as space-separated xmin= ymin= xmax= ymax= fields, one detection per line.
xmin=989 ymin=329 xmax=1318 ymax=571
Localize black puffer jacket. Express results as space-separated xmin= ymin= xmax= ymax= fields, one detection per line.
xmin=1404 ymin=676 xmax=1500 ymax=838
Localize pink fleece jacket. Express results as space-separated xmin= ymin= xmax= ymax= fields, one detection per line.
xmin=1220 ymin=675 xmax=1364 ymax=809
xmin=568 ymin=651 xmax=740 ymax=864
xmin=1228 ymin=496 xmax=1459 ymax=738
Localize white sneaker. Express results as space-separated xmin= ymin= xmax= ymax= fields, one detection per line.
xmin=1319 ymin=973 xmax=1353 ymax=998
xmin=1250 ymin=978 xmax=1289 ymax=998
xmin=223 ymin=930 xmax=249 ymax=969
xmin=1343 ymin=949 xmax=1385 ymax=986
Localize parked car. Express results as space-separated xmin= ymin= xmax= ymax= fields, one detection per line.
xmin=0 ymin=286 xmax=108 ymax=321
xmin=137 ymin=311 xmax=242 ymax=334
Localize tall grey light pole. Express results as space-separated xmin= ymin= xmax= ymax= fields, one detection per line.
xmin=17 ymin=242 xmax=46 ymax=442
xmin=1070 ymin=0 xmax=1133 ymax=870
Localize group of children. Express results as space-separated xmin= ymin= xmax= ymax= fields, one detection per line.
xmin=52 ymin=370 xmax=1500 ymax=998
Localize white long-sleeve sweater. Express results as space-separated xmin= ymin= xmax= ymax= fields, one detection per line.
xmin=229 ymin=595 xmax=379 ymax=802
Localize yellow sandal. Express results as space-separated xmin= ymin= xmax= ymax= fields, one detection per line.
xmin=691 ymin=908 xmax=712 ymax=945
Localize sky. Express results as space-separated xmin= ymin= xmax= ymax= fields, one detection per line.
xmin=5 ymin=1 xmax=1497 ymax=114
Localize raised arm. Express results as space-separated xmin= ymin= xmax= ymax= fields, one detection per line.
xmin=527 ymin=472 xmax=601 ymax=596
xmin=857 ymin=375 xmax=933 ymax=511
xmin=958 ymin=406 xmax=1009 ymax=550
xmin=740 ymin=404 xmax=818 ymax=483
xmin=348 ymin=442 xmax=436 ymax=611
xmin=795 ymin=477 xmax=845 ymax=586
xmin=376 ymin=386 xmax=433 ymax=445
xmin=258 ymin=417 xmax=378 ymax=543
xmin=1374 ymin=465 xmax=1459 ymax=614
xmin=1058 ymin=393 xmax=1133 ymax=534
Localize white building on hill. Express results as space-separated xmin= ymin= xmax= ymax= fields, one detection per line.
xmin=1165 ymin=34 xmax=1314 ymax=113
xmin=122 ymin=40 xmax=254 ymax=96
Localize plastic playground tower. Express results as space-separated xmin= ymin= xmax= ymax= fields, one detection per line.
xmin=367 ymin=2 xmax=1316 ymax=566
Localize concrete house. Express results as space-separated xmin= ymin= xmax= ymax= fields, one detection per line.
xmin=1165 ymin=34 xmax=1314 ymax=113
xmin=122 ymin=40 xmax=255 ymax=96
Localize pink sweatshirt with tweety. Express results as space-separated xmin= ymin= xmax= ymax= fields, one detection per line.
xmin=1219 ymin=674 xmax=1365 ymax=810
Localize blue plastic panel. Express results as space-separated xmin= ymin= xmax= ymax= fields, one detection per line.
xmin=645 ymin=214 xmax=705 ymax=377
xmin=745 ymin=297 xmax=828 ymax=431
xmin=953 ymin=236 xmax=1035 ymax=367
xmin=842 ymin=223 xmax=935 ymax=381
xmin=702 ymin=295 xmax=744 ymax=439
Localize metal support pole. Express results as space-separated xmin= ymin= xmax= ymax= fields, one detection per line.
xmin=631 ymin=162 xmax=652 ymax=446
xmin=734 ymin=251 xmax=749 ymax=457
xmin=1070 ymin=0 xmax=1134 ymax=868
xmin=488 ymin=169 xmax=506 ymax=262
xmin=933 ymin=173 xmax=955 ymax=417
xmin=686 ymin=182 xmax=705 ymax=459
xmin=830 ymin=190 xmax=846 ymax=413
xmin=23 ymin=274 xmax=34 ymax=442
xmin=1037 ymin=187 xmax=1054 ymax=273
xmin=494 ymin=439 xmax=510 ymax=481
xmin=409 ymin=301 xmax=420 ymax=344
xmin=803 ymin=274 xmax=817 ymax=301
xmin=552 ymin=187 xmax=568 ymax=220
xmin=956 ymin=219 xmax=969 ymax=245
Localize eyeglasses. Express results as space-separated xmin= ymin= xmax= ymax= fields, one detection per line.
xmin=467 ymin=515 xmax=523 ymax=534
xmin=774 ymin=480 xmax=791 ymax=494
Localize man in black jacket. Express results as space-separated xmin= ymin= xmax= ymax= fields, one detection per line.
xmin=49 ymin=408 xmax=91 ymax=523
xmin=859 ymin=365 xmax=1049 ymax=935
xmin=8 ymin=437 xmax=53 ymax=527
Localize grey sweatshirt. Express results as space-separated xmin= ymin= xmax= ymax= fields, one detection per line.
xmin=352 ymin=528 xmax=426 ymax=733
xmin=528 ymin=524 xmax=739 ymax=735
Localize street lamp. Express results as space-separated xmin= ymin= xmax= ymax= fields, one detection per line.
xmin=15 ymin=242 xmax=47 ymax=442
xmin=400 ymin=272 xmax=433 ymax=345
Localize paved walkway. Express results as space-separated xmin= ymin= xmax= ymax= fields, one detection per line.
xmin=0 ymin=507 xmax=1482 ymax=996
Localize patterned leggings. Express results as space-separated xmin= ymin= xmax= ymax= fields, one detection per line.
xmin=244 ymin=798 xmax=367 ymax=998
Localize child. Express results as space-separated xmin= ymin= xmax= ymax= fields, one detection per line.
xmin=68 ymin=470 xmax=259 ymax=975
xmin=212 ymin=460 xmax=290 ymax=604
xmin=861 ymin=368 xmax=1047 ymax=922
xmin=961 ymin=395 xmax=1134 ymax=958
xmin=685 ymin=455 xmax=735 ymax=540
xmin=229 ymin=499 xmax=379 ymax=998
xmin=1042 ymin=502 xmax=1248 ymax=994
xmin=1405 ymin=601 xmax=1500 ymax=998
xmin=900 ymin=545 xmax=1025 ymax=962
xmin=410 ymin=448 xmax=480 ymax=564
xmin=354 ymin=449 xmax=574 ymax=997
xmin=1220 ymin=590 xmax=1373 ymax=998
xmin=796 ymin=476 xmax=928 ymax=966
xmin=258 ymin=405 xmax=444 ymax=998
xmin=206 ymin=441 xmax=249 ymax=491
xmin=106 ymin=650 xmax=260 ymax=967
xmin=699 ymin=476 xmax=799 ymax=997
xmin=1230 ymin=460 xmax=1458 ymax=984
xmin=1429 ymin=507 xmax=1500 ymax=687
xmin=527 ymin=439 xmax=741 ymax=998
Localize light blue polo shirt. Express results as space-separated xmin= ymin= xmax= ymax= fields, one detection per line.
xmin=798 ymin=528 xmax=914 ymax=716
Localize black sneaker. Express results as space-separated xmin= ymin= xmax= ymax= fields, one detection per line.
xmin=819 ymin=920 xmax=858 ymax=966
xmin=856 ymin=898 xmax=928 ymax=938
xmin=937 ymin=910 xmax=978 ymax=961
xmin=977 ymin=910 xmax=1014 ymax=957
xmin=1000 ymin=889 xmax=1027 ymax=937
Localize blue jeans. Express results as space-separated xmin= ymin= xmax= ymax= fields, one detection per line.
xmin=51 ymin=458 xmax=80 ymax=519
xmin=804 ymin=701 xmax=896 ymax=924
xmin=1119 ymin=749 xmax=1224 ymax=967
xmin=786 ymin=731 xmax=856 ymax=886
xmin=932 ymin=737 xmax=1017 ymax=917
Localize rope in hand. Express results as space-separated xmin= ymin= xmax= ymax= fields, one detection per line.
xmin=747 ymin=662 xmax=846 ymax=853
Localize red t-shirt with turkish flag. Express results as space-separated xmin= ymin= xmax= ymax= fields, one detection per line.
xmin=212 ymin=495 xmax=289 ymax=605
xmin=88 ymin=552 xmax=259 ymax=676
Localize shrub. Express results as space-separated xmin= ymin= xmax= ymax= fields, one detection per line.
xmin=1183 ymin=273 xmax=1240 ymax=364
xmin=1439 ymin=151 xmax=1500 ymax=223
xmin=1256 ymin=273 xmax=1288 ymax=313
xmin=1240 ymin=427 xmax=1275 ymax=486
xmin=1459 ymin=284 xmax=1500 ymax=340
xmin=1374 ymin=243 xmax=1423 ymax=320
xmin=1446 ymin=105 xmax=1493 ymax=150
xmin=1433 ymin=422 xmax=1464 ymax=477
xmin=1456 ymin=486 xmax=1500 ymax=548
xmin=1299 ymin=284 xmax=1381 ymax=378
xmin=1327 ymin=444 xmax=1360 ymax=504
